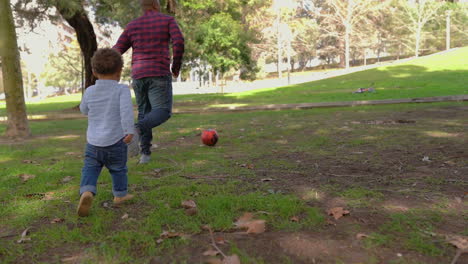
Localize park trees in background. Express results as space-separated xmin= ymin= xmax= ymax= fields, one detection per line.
xmin=399 ymin=0 xmax=444 ymax=57
xmin=14 ymin=0 xmax=98 ymax=89
xmin=41 ymin=40 xmax=82 ymax=95
xmin=0 ymin=0 xmax=30 ymax=138
xmin=317 ymin=0 xmax=388 ymax=69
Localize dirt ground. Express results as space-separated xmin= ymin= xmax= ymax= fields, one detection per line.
xmin=160 ymin=105 xmax=468 ymax=264
xmin=1 ymin=104 xmax=467 ymax=264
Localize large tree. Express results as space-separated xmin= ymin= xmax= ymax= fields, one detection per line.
xmin=320 ymin=0 xmax=386 ymax=69
xmin=14 ymin=0 xmax=97 ymax=89
xmin=0 ymin=0 xmax=30 ymax=138
xmin=399 ymin=0 xmax=444 ymax=57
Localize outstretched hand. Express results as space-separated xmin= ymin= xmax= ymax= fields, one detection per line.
xmin=123 ymin=134 xmax=134 ymax=144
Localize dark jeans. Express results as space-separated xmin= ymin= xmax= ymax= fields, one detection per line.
xmin=133 ymin=75 xmax=173 ymax=155
xmin=80 ymin=139 xmax=128 ymax=197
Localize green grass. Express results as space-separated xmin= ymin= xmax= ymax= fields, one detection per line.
xmin=1 ymin=47 xmax=467 ymax=116
xmin=371 ymin=210 xmax=446 ymax=256
xmin=1 ymin=101 xmax=466 ymax=262
xmin=175 ymin=47 xmax=468 ymax=109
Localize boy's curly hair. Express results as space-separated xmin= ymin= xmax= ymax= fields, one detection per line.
xmin=91 ymin=48 xmax=123 ymax=75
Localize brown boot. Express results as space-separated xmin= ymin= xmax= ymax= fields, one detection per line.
xmin=77 ymin=191 xmax=93 ymax=217
xmin=113 ymin=194 xmax=134 ymax=205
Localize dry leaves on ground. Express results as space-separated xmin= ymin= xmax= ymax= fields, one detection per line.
xmin=50 ymin=218 xmax=64 ymax=224
xmin=223 ymin=255 xmax=241 ymax=264
xmin=234 ymin=212 xmax=266 ymax=234
xmin=447 ymin=235 xmax=468 ymax=252
xmin=61 ymin=176 xmax=74 ymax=183
xmin=356 ymin=233 xmax=369 ymax=240
xmin=22 ymin=160 xmax=38 ymax=164
xmin=181 ymin=200 xmax=198 ymax=215
xmin=327 ymin=207 xmax=350 ymax=220
xmin=203 ymin=248 xmax=220 ymax=257
xmin=181 ymin=200 xmax=197 ymax=209
xmin=17 ymin=228 xmax=31 ymax=243
xmin=121 ymin=213 xmax=129 ymax=220
xmin=42 ymin=192 xmax=55 ymax=201
xmin=157 ymin=230 xmax=185 ymax=244
xmin=290 ymin=216 xmax=299 ymax=222
xmin=19 ymin=174 xmax=36 ymax=182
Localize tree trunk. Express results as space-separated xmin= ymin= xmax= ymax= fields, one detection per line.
xmin=446 ymin=10 xmax=451 ymax=50
xmin=0 ymin=0 xmax=31 ymax=138
xmin=56 ymin=6 xmax=97 ymax=90
xmin=344 ymin=26 xmax=350 ymax=69
xmin=276 ymin=7 xmax=282 ymax=79
xmin=415 ymin=25 xmax=421 ymax=57
xmin=363 ymin=49 xmax=367 ymax=66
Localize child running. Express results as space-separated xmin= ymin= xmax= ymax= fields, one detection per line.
xmin=77 ymin=48 xmax=135 ymax=217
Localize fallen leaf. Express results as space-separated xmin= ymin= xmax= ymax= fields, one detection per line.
xmin=156 ymin=238 xmax=164 ymax=244
xmin=203 ymin=249 xmax=220 ymax=257
xmin=51 ymin=218 xmax=64 ymax=224
xmin=454 ymin=197 xmax=462 ymax=204
xmin=422 ymin=156 xmax=431 ymax=162
xmin=245 ymin=220 xmax=266 ymax=234
xmin=356 ymin=233 xmax=369 ymax=240
xmin=205 ymin=257 xmax=222 ymax=264
xmin=185 ymin=207 xmax=198 ymax=216
xmin=19 ymin=174 xmax=36 ymax=182
xmin=447 ymin=235 xmax=468 ymax=251
xmin=121 ymin=213 xmax=129 ymax=220
xmin=61 ymin=254 xmax=85 ymax=263
xmin=22 ymin=160 xmax=38 ymax=164
xmin=261 ymin=178 xmax=273 ymax=182
xmin=444 ymin=161 xmax=456 ymax=166
xmin=234 ymin=213 xmax=266 ymax=234
xmin=181 ymin=200 xmax=197 ymax=209
xmin=42 ymin=192 xmax=55 ymax=201
xmin=215 ymin=236 xmax=227 ymax=245
xmin=17 ymin=228 xmax=31 ymax=243
xmin=61 ymin=176 xmax=74 ymax=183
xmin=223 ymin=254 xmax=241 ymax=264
xmin=234 ymin=213 xmax=254 ymax=227
xmin=290 ymin=216 xmax=299 ymax=222
xmin=327 ymin=207 xmax=350 ymax=220
xmin=160 ymin=230 xmax=183 ymax=239
xmin=25 ymin=193 xmax=45 ymax=199
xmin=239 ymin=163 xmax=254 ymax=169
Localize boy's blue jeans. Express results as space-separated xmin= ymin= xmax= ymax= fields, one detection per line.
xmin=133 ymin=75 xmax=173 ymax=155
xmin=80 ymin=139 xmax=128 ymax=197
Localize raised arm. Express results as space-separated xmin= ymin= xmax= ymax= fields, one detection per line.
xmin=113 ymin=28 xmax=132 ymax=55
xmin=169 ymin=17 xmax=185 ymax=78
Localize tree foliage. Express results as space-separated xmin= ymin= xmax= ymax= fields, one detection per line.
xmin=41 ymin=40 xmax=82 ymax=93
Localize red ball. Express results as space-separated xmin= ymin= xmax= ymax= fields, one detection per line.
xmin=201 ymin=129 xmax=218 ymax=146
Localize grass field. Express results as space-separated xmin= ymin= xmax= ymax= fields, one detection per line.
xmin=0 ymin=101 xmax=467 ymax=263
xmin=0 ymin=47 xmax=467 ymax=263
xmin=0 ymin=47 xmax=467 ymax=116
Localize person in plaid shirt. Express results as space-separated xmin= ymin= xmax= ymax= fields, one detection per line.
xmin=113 ymin=0 xmax=184 ymax=164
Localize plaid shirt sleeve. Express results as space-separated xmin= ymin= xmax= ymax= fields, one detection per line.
xmin=114 ymin=28 xmax=131 ymax=55
xmin=169 ymin=17 xmax=184 ymax=76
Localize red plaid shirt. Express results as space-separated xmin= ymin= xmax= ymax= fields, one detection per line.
xmin=113 ymin=10 xmax=184 ymax=79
